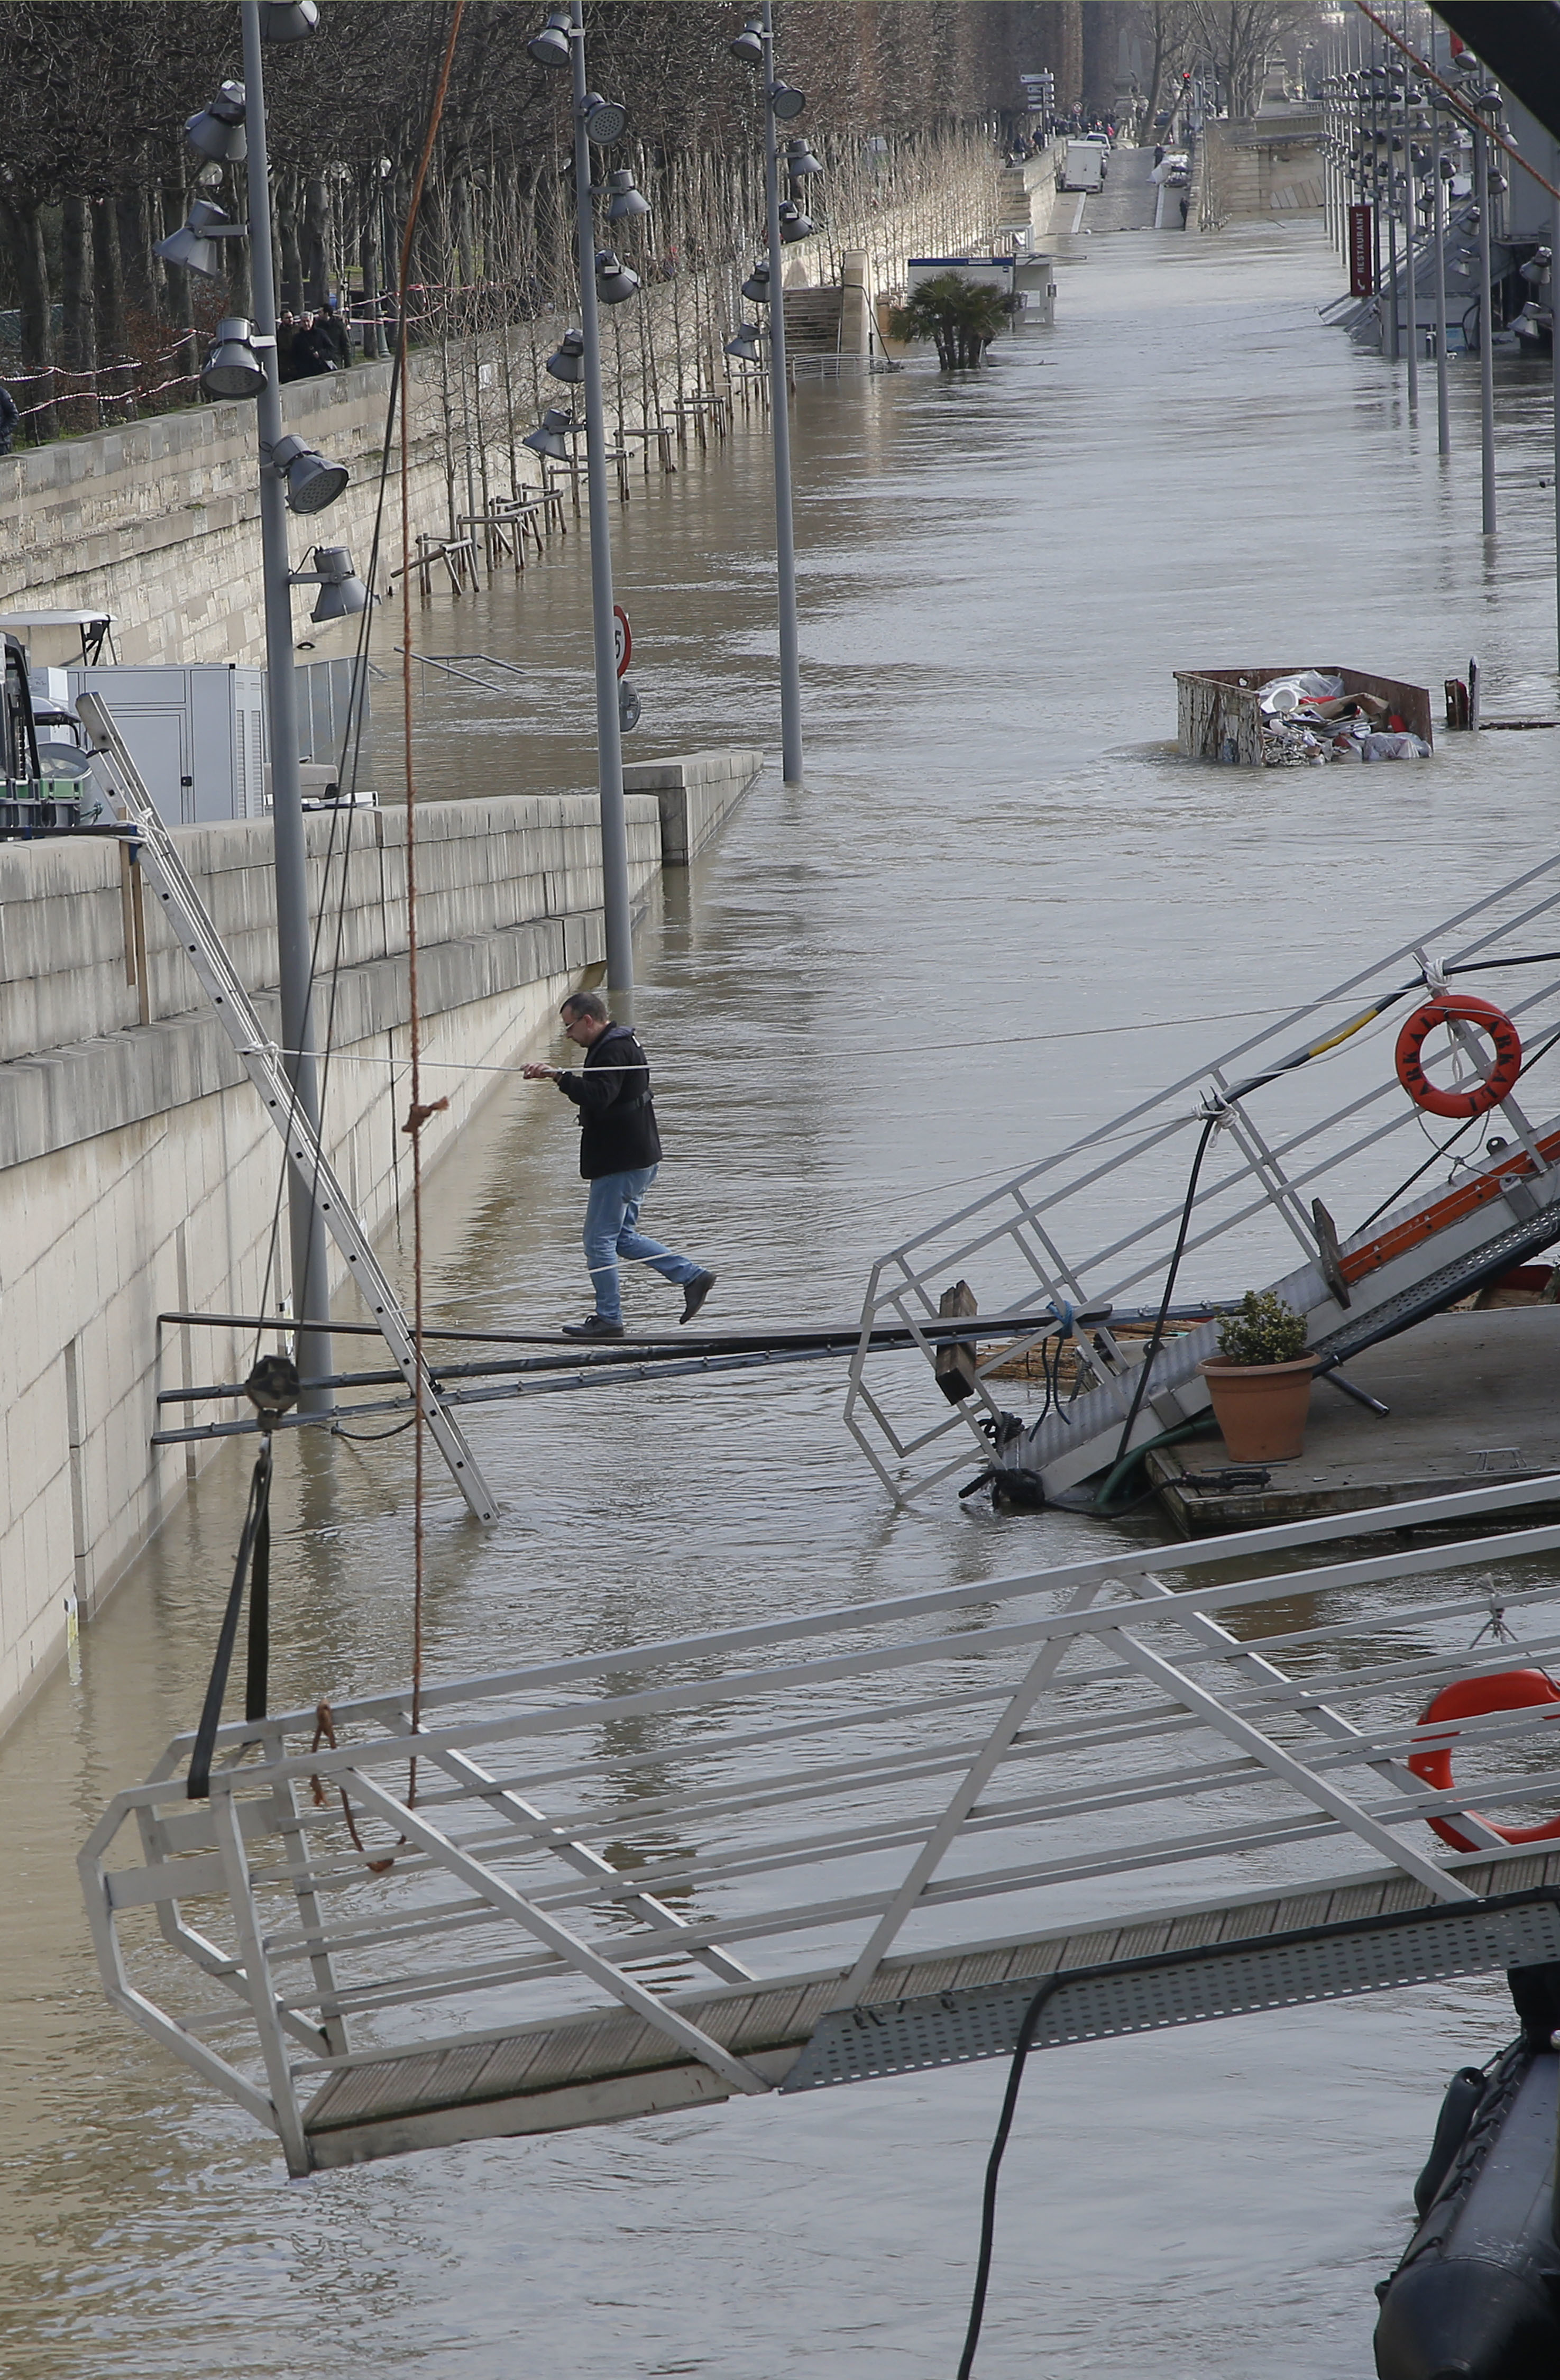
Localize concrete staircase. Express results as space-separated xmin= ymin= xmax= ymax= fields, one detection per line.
xmin=783 ymin=284 xmax=844 ymax=356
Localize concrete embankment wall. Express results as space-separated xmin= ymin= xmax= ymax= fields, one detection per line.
xmin=0 ymin=749 xmax=759 ymax=1735
xmin=0 ymin=169 xmax=1000 ymax=664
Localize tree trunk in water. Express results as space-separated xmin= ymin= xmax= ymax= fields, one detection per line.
xmin=0 ymin=196 xmax=57 ymax=443
xmin=62 ymin=194 xmax=100 ymax=433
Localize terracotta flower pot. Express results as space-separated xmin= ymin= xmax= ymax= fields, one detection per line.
xmin=1197 ymin=1355 xmax=1317 ymax=1462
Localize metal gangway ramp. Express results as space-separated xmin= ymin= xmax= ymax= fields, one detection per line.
xmin=843 ymin=854 xmax=1560 ymax=1506
xmin=81 ymin=1477 xmax=1560 ymax=2172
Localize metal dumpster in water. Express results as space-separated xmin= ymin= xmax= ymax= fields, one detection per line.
xmin=1176 ymin=665 xmax=1434 ymax=766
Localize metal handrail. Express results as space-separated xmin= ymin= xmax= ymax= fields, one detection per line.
xmin=80 ymin=1476 xmax=1560 ymax=2169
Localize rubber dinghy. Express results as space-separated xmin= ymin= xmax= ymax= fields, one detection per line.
xmin=1375 ymin=1966 xmax=1560 ymax=2380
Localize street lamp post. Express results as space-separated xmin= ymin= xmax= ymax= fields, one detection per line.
xmin=1474 ymin=98 xmax=1497 ymax=536
xmin=1430 ymin=99 xmax=1451 ymax=455
xmin=158 ymin=5 xmax=365 ymax=1408
xmin=530 ymin=4 xmax=638 ymax=1021
xmin=238 ymin=0 xmax=334 ymax=1404
xmin=570 ymin=6 xmax=636 ymax=1023
xmin=730 ymin=5 xmax=806 ymax=786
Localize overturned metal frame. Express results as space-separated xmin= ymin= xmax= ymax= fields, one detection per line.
xmin=845 ymin=850 xmax=1560 ymax=1505
xmin=81 ymin=1477 xmax=1560 ymax=2170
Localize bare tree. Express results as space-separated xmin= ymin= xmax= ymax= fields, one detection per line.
xmin=1136 ymin=3 xmax=1196 ymax=137
xmin=1187 ymin=2 xmax=1316 ymax=119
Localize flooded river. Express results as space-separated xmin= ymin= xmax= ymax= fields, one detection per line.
xmin=8 ymin=216 xmax=1560 ymax=2378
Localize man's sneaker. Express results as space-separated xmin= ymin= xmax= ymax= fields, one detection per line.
xmin=562 ymin=1314 xmax=626 ymax=1340
xmin=680 ymin=1271 xmax=717 ymax=1326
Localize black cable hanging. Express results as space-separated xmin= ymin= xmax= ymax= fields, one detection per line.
xmin=954 ymin=1972 xmax=1065 ymax=2380
xmin=186 ymin=1359 xmax=299 ymax=1799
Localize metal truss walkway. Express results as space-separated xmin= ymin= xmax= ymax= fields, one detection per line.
xmin=844 ymin=852 xmax=1560 ymax=1505
xmin=81 ymin=1476 xmax=1560 ymax=2171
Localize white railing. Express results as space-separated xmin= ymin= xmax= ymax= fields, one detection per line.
xmin=845 ymin=849 xmax=1560 ymax=1502
xmin=81 ymin=1479 xmax=1560 ymax=2167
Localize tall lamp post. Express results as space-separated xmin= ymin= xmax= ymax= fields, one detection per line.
xmin=158 ymin=0 xmax=365 ymax=1406
xmin=1473 ymin=87 xmax=1497 ymax=537
xmin=728 ymin=6 xmax=810 ymax=787
xmin=527 ymin=5 xmax=643 ymax=1022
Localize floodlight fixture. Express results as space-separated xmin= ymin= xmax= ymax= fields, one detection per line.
xmin=270 ymin=432 xmax=351 ymax=514
xmin=290 ymin=545 xmax=370 ymax=622
xmin=154 ymin=197 xmax=244 ymax=278
xmin=724 ymin=321 xmax=764 ymax=364
xmin=524 ymin=407 xmax=575 ymax=461
xmin=185 ymin=80 xmax=247 ymax=162
xmin=769 ymin=79 xmax=806 ymax=121
xmin=786 ymin=137 xmax=823 ymax=176
xmin=729 ymin=14 xmax=763 ymax=65
xmin=200 ymin=317 xmax=269 ymax=399
xmin=582 ymin=91 xmax=629 ymax=144
xmin=595 ymin=248 xmax=641 ymax=303
xmin=606 ymin=167 xmax=651 ymax=219
xmin=258 ymin=1 xmax=319 ymax=37
xmin=741 ymin=259 xmax=772 ymax=304
xmin=546 ymin=328 xmax=586 ymax=383
xmin=777 ymin=200 xmax=814 ymax=242
xmin=528 ymin=8 xmax=572 ymax=67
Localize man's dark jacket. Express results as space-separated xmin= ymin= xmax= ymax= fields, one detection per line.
xmin=556 ymin=1021 xmax=663 ymax=1177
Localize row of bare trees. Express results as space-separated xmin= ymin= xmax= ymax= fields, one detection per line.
xmin=1135 ymin=3 xmax=1324 ymax=135
xmin=0 ymin=1 xmax=1064 ymax=447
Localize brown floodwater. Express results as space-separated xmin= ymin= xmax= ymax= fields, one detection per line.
xmin=6 ymin=213 xmax=1560 ymax=2378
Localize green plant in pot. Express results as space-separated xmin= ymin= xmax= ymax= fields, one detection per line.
xmin=1197 ymin=1289 xmax=1317 ymax=1462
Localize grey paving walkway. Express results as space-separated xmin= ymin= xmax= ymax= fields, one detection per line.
xmin=1079 ymin=142 xmax=1178 ymax=234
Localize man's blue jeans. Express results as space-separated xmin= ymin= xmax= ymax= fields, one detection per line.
xmin=583 ymin=1165 xmax=701 ymax=1324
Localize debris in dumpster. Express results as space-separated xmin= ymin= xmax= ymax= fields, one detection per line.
xmin=1176 ymin=665 xmax=1435 ymax=768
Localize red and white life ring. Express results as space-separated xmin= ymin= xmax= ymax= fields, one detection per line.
xmin=1407 ymin=1668 xmax=1560 ymax=1851
xmin=1394 ymin=994 xmax=1522 ymax=1120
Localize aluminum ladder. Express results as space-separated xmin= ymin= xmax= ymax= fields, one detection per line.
xmin=76 ymin=690 xmax=498 ymax=1523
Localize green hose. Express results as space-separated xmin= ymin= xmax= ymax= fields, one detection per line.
xmin=1089 ymin=1415 xmax=1220 ymax=1512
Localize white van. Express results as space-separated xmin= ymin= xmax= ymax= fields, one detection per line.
xmin=1057 ymin=140 xmax=1106 ymax=194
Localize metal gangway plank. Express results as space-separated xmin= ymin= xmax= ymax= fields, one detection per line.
xmin=842 ymin=855 xmax=1560 ymax=1504
xmin=295 ymin=1864 xmax=1560 ymax=2167
xmin=75 ymin=692 xmax=497 ymax=1522
xmin=80 ymin=1476 xmax=1560 ymax=2171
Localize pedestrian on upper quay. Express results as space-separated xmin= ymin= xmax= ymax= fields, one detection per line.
xmin=0 ymin=381 xmax=19 ymax=454
xmin=319 ymin=295 xmax=353 ymax=370
xmin=522 ymin=990 xmax=716 ymax=1340
xmin=290 ymin=312 xmax=335 ymax=377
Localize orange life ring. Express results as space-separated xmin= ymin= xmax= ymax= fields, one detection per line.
xmin=1394 ymin=994 xmax=1522 ymax=1119
xmin=1407 ymin=1668 xmax=1560 ymax=1851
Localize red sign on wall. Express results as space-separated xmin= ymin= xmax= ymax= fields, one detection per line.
xmin=1348 ymin=203 xmax=1375 ymax=297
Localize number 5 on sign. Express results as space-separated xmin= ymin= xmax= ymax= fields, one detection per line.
xmin=613 ymin=605 xmax=632 ymax=678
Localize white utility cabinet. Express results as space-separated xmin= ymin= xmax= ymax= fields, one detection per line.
xmin=66 ymin=664 xmax=268 ymax=825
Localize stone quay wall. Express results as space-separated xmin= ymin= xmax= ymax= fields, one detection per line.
xmin=0 ymin=750 xmax=760 ymax=1737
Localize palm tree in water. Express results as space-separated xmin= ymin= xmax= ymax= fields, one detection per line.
xmin=887 ymin=272 xmax=1015 ymax=369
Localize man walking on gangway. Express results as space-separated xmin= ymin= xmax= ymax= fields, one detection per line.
xmin=524 ymin=991 xmax=717 ymax=1339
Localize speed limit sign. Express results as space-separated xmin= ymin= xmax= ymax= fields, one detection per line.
xmin=613 ymin=605 xmax=632 ymax=679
